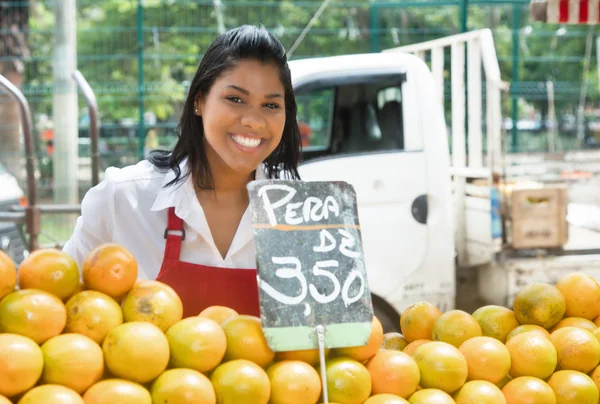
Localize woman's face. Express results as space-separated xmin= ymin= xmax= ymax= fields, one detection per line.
xmin=196 ymin=59 xmax=286 ymax=177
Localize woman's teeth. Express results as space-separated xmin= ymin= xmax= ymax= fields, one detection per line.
xmin=232 ymin=135 xmax=262 ymax=148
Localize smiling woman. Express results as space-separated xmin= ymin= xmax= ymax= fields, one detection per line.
xmin=63 ymin=25 xmax=302 ymax=318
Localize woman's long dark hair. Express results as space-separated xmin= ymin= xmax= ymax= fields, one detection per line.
xmin=148 ymin=25 xmax=302 ymax=189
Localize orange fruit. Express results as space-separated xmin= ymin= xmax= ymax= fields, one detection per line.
xmin=83 ymin=379 xmax=152 ymax=404
xmin=364 ymin=394 xmax=409 ymax=403
xmin=275 ymin=348 xmax=329 ymax=365
xmin=221 ymin=315 xmax=274 ymax=368
xmin=41 ymin=333 xmax=104 ymax=393
xmin=82 ymin=243 xmax=138 ymax=298
xmin=550 ymin=317 xmax=597 ymax=332
xmin=556 ymin=272 xmax=600 ymax=320
xmin=408 ymin=389 xmax=454 ymax=403
xmin=64 ymin=290 xmax=123 ymax=344
xmin=589 ymin=365 xmax=600 ymax=396
xmin=366 ymin=350 xmax=420 ymax=398
xmin=453 ymin=380 xmax=505 ymax=403
xmin=0 ymin=333 xmax=43 ymax=397
xmin=594 ymin=313 xmax=600 ymax=327
xmin=165 ymin=316 xmax=226 ymax=373
xmin=0 ymin=250 xmax=16 ymax=300
xmin=400 ymin=302 xmax=442 ymax=342
xmin=102 ymin=321 xmax=169 ymax=383
xmin=211 ymin=359 xmax=270 ymax=404
xmin=505 ymin=332 xmax=557 ymax=378
xmin=334 ymin=316 xmax=384 ymax=362
xmin=412 ymin=341 xmax=468 ymax=394
xmin=151 ymin=368 xmax=216 ymax=404
xmin=495 ymin=374 xmax=512 ymax=389
xmin=472 ymin=305 xmax=519 ymax=343
xmin=403 ymin=339 xmax=431 ymax=356
xmin=381 ymin=332 xmax=409 ymax=351
xmin=505 ymin=324 xmax=550 ymax=342
xmin=267 ymin=360 xmax=321 ymax=404
xmin=502 ymin=376 xmax=556 ymax=404
xmin=18 ymin=248 xmax=80 ymax=301
xmin=459 ymin=336 xmax=511 ymax=384
xmin=323 ymin=357 xmax=371 ymax=404
xmin=432 ymin=310 xmax=482 ymax=348
xmin=0 ymin=289 xmax=66 ymax=344
xmin=121 ymin=280 xmax=183 ymax=333
xmin=550 ymin=326 xmax=600 ymax=373
xmin=17 ymin=384 xmax=84 ymax=404
xmin=198 ymin=305 xmax=238 ymax=324
xmin=547 ymin=370 xmax=599 ymax=403
xmin=512 ymin=283 xmax=566 ymax=329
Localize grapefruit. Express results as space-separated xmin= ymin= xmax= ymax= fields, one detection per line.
xmin=221 ymin=315 xmax=274 ymax=368
xmin=501 ymin=376 xmax=556 ymax=404
xmin=333 ymin=316 xmax=384 ymax=362
xmin=459 ymin=336 xmax=511 ymax=384
xmin=41 ymin=333 xmax=104 ymax=394
xmin=364 ymin=394 xmax=409 ymax=403
xmin=512 ymin=283 xmax=565 ymax=329
xmin=381 ymin=332 xmax=409 ymax=351
xmin=0 ymin=289 xmax=67 ymax=344
xmin=366 ymin=350 xmax=420 ymax=398
xmin=432 ymin=310 xmax=482 ymax=348
xmin=549 ymin=326 xmax=600 ymax=373
xmin=408 ymin=389 xmax=455 ymax=404
xmin=550 ymin=317 xmax=597 ymax=332
xmin=17 ymin=384 xmax=84 ymax=404
xmin=165 ymin=316 xmax=226 ymax=373
xmin=403 ymin=339 xmax=431 ymax=356
xmin=472 ymin=305 xmax=519 ymax=343
xmin=82 ymin=243 xmax=138 ymax=298
xmin=505 ymin=324 xmax=550 ymax=342
xmin=556 ymin=271 xmax=600 ymax=320
xmin=64 ymin=290 xmax=123 ymax=344
xmin=275 ymin=348 xmax=329 ymax=365
xmin=83 ymin=379 xmax=152 ymax=404
xmin=400 ymin=302 xmax=441 ymax=342
xmin=412 ymin=341 xmax=468 ymax=394
xmin=452 ymin=380 xmax=506 ymax=404
xmin=322 ymin=357 xmax=371 ymax=404
xmin=505 ymin=332 xmax=557 ymax=379
xmin=211 ymin=359 xmax=270 ymax=404
xmin=121 ymin=280 xmax=183 ymax=332
xmin=102 ymin=321 xmax=169 ymax=383
xmin=18 ymin=248 xmax=80 ymax=301
xmin=267 ymin=360 xmax=321 ymax=404
xmin=0 ymin=333 xmax=43 ymax=397
xmin=547 ymin=370 xmax=599 ymax=404
xmin=198 ymin=305 xmax=238 ymax=324
xmin=151 ymin=368 xmax=216 ymax=404
xmin=0 ymin=250 xmax=16 ymax=300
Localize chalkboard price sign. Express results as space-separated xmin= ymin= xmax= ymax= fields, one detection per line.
xmin=247 ymin=180 xmax=374 ymax=352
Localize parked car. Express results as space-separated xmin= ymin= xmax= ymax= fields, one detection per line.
xmin=0 ymin=161 xmax=27 ymax=264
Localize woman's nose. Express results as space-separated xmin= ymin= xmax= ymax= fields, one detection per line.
xmin=240 ymin=108 xmax=266 ymax=130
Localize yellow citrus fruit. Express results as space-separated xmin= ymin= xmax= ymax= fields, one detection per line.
xmin=550 ymin=326 xmax=600 ymax=373
xmin=323 ymin=357 xmax=371 ymax=404
xmin=432 ymin=310 xmax=482 ymax=348
xmin=364 ymin=394 xmax=410 ymax=403
xmin=505 ymin=324 xmax=550 ymax=342
xmin=403 ymin=339 xmax=431 ymax=356
xmin=64 ymin=290 xmax=123 ymax=344
xmin=472 ymin=305 xmax=519 ymax=343
xmin=166 ymin=316 xmax=226 ymax=373
xmin=381 ymin=332 xmax=409 ymax=351
xmin=0 ymin=250 xmax=16 ymax=300
xmin=589 ymin=365 xmax=600 ymax=397
xmin=366 ymin=350 xmax=420 ymax=398
xmin=41 ymin=333 xmax=104 ymax=394
xmin=453 ymin=380 xmax=506 ymax=404
xmin=211 ymin=359 xmax=270 ymax=404
xmin=400 ymin=302 xmax=442 ymax=342
xmin=267 ymin=360 xmax=321 ymax=404
xmin=501 ymin=376 xmax=556 ymax=404
xmin=18 ymin=248 xmax=80 ymax=301
xmin=459 ymin=336 xmax=511 ymax=384
xmin=413 ymin=341 xmax=468 ymax=394
xmin=556 ymin=271 xmax=600 ymax=320
xmin=505 ymin=332 xmax=557 ymax=378
xmin=0 ymin=289 xmax=67 ymax=344
xmin=221 ymin=315 xmax=274 ymax=368
xmin=0 ymin=333 xmax=43 ymax=397
xmin=82 ymin=243 xmax=138 ymax=299
xmin=275 ymin=348 xmax=329 ymax=366
xmin=547 ymin=370 xmax=599 ymax=404
xmin=0 ymin=396 xmax=10 ymax=404
xmin=334 ymin=316 xmax=384 ymax=362
xmin=495 ymin=374 xmax=512 ymax=389
xmin=121 ymin=280 xmax=183 ymax=333
xmin=151 ymin=368 xmax=216 ymax=404
xmin=83 ymin=379 xmax=152 ymax=404
xmin=512 ymin=283 xmax=566 ymax=329
xmin=198 ymin=305 xmax=238 ymax=324
xmin=550 ymin=317 xmax=597 ymax=333
xmin=102 ymin=321 xmax=169 ymax=383
xmin=407 ymin=389 xmax=455 ymax=404
xmin=17 ymin=384 xmax=84 ymax=404
xmin=594 ymin=313 xmax=600 ymax=327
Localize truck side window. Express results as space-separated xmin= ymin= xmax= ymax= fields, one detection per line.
xmin=296 ymin=88 xmax=335 ymax=151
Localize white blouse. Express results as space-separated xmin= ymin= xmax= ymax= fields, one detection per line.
xmin=63 ymin=159 xmax=266 ymax=280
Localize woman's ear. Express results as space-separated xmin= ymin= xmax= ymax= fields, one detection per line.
xmin=194 ymin=96 xmax=203 ymax=117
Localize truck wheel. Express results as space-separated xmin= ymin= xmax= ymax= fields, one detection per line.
xmin=372 ymin=294 xmax=401 ymax=334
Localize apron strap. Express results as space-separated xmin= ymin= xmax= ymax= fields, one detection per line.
xmin=164 ymin=207 xmax=185 ymax=261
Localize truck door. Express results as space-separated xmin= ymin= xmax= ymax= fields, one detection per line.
xmin=295 ymin=73 xmax=428 ymax=298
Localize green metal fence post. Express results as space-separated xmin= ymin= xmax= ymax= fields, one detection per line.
xmin=460 ymin=0 xmax=469 ymax=32
xmin=511 ymin=4 xmax=520 ymax=152
xmin=370 ymin=3 xmax=379 ymax=53
xmin=137 ymin=0 xmax=145 ymax=159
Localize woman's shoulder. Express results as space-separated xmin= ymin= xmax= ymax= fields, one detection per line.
xmin=103 ymin=159 xmax=167 ymax=186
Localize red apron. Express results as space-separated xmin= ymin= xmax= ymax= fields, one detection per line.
xmin=155 ymin=207 xmax=261 ymax=318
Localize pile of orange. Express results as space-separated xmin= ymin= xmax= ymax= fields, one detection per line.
xmin=3 ymin=245 xmax=600 ymax=404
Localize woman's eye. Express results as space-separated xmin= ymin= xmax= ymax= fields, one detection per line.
xmin=265 ymin=103 xmax=280 ymax=109
xmin=226 ymin=96 xmax=243 ymax=103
